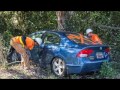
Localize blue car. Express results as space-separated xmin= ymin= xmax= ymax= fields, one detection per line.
xmin=29 ymin=30 xmax=110 ymax=77
xmin=7 ymin=30 xmax=110 ymax=77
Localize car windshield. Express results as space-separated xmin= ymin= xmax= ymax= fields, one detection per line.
xmin=66 ymin=32 xmax=93 ymax=45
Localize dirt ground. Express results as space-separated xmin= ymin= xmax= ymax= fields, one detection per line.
xmin=0 ymin=63 xmax=59 ymax=79
xmin=0 ymin=63 xmax=100 ymax=79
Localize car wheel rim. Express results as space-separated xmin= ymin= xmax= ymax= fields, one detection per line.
xmin=12 ymin=53 xmax=17 ymax=61
xmin=53 ymin=58 xmax=65 ymax=76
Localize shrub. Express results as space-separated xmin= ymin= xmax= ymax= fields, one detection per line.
xmin=99 ymin=62 xmax=118 ymax=79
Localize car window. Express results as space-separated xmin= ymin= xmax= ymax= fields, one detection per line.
xmin=44 ymin=33 xmax=60 ymax=45
xmin=66 ymin=33 xmax=93 ymax=45
xmin=29 ymin=31 xmax=46 ymax=39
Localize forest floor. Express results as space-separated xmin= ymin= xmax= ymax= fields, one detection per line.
xmin=0 ymin=63 xmax=100 ymax=79
xmin=0 ymin=64 xmax=58 ymax=79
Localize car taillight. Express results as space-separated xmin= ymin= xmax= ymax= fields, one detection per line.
xmin=105 ymin=48 xmax=110 ymax=54
xmin=77 ymin=49 xmax=93 ymax=57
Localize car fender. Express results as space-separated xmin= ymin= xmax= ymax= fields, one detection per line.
xmin=50 ymin=54 xmax=67 ymax=64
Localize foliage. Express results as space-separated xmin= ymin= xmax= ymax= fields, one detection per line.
xmin=99 ymin=62 xmax=118 ymax=79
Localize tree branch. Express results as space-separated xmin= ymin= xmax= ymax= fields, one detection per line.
xmin=93 ymin=22 xmax=120 ymax=30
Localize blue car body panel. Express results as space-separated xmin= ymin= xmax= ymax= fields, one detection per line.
xmin=30 ymin=30 xmax=110 ymax=74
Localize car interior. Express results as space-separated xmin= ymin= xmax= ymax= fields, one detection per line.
xmin=44 ymin=33 xmax=60 ymax=45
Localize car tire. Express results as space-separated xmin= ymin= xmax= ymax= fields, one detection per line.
xmin=7 ymin=50 xmax=21 ymax=63
xmin=51 ymin=58 xmax=67 ymax=77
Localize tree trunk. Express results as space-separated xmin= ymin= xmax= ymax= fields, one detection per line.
xmin=56 ymin=11 xmax=65 ymax=30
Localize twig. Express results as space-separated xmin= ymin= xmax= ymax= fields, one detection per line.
xmin=7 ymin=61 xmax=21 ymax=66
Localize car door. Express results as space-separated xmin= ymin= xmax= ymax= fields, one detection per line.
xmin=28 ymin=31 xmax=45 ymax=63
xmin=41 ymin=32 xmax=61 ymax=67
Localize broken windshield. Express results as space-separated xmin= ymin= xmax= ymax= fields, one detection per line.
xmin=66 ymin=33 xmax=93 ymax=45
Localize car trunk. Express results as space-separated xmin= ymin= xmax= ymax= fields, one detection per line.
xmin=77 ymin=44 xmax=110 ymax=61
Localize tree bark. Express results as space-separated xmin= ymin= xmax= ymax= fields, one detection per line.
xmin=56 ymin=11 xmax=65 ymax=30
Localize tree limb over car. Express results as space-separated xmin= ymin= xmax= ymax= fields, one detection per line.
xmin=93 ymin=22 xmax=120 ymax=30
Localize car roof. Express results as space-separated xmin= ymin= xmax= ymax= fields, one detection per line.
xmin=45 ymin=30 xmax=78 ymax=36
xmin=29 ymin=30 xmax=79 ymax=38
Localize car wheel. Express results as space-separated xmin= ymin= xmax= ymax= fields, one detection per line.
xmin=7 ymin=51 xmax=20 ymax=63
xmin=11 ymin=51 xmax=18 ymax=62
xmin=52 ymin=58 xmax=66 ymax=77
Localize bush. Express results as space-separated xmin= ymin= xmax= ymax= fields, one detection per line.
xmin=99 ymin=62 xmax=118 ymax=79
xmin=2 ymin=31 xmax=13 ymax=47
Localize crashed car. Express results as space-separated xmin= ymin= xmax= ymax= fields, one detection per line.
xmin=7 ymin=30 xmax=110 ymax=77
